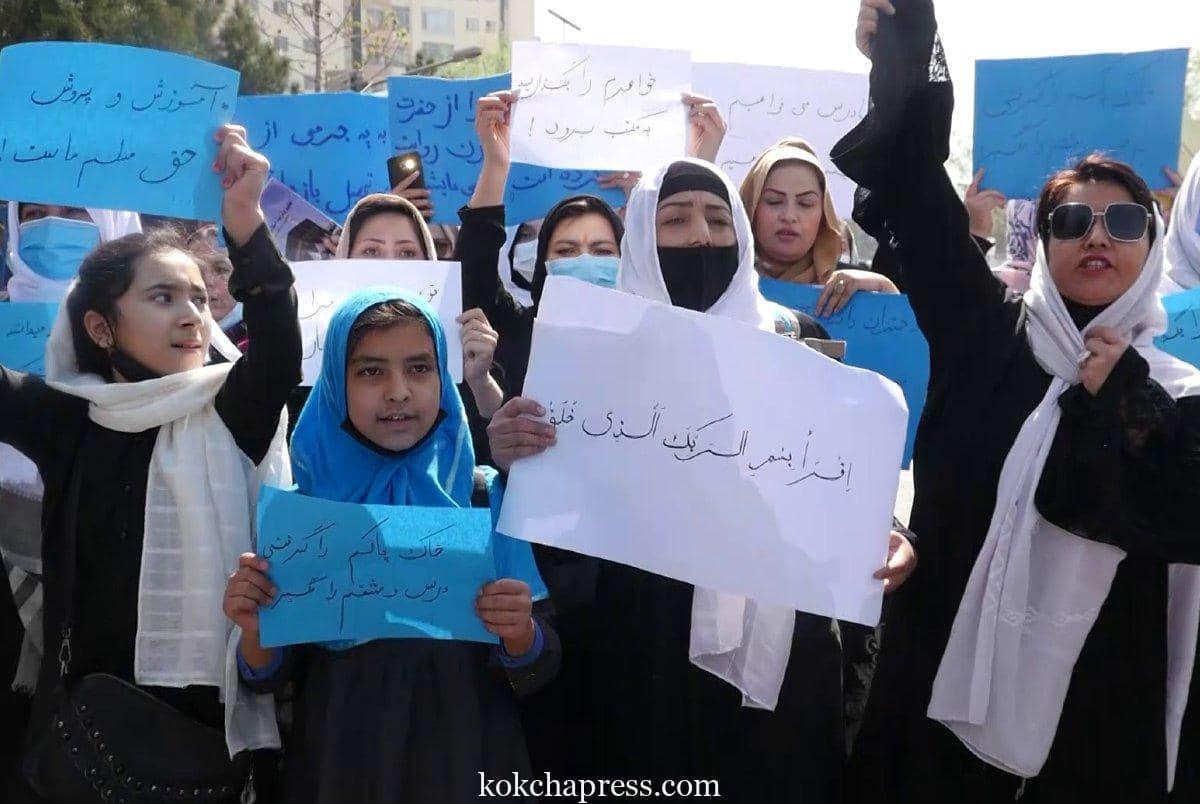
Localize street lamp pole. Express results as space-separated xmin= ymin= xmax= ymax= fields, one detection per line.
xmin=546 ymin=9 xmax=581 ymax=42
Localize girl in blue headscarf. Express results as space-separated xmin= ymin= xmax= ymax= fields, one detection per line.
xmin=222 ymin=287 xmax=558 ymax=804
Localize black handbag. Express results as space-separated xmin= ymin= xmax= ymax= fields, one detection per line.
xmin=23 ymin=454 xmax=251 ymax=803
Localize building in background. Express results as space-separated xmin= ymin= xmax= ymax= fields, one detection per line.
xmin=247 ymin=0 xmax=352 ymax=91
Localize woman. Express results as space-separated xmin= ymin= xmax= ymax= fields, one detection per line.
xmin=740 ymin=137 xmax=898 ymax=318
xmin=1161 ymin=155 xmax=1200 ymax=294
xmin=488 ymin=157 xmax=916 ymax=802
xmin=4 ymin=125 xmax=296 ymax=801
xmin=843 ymin=3 xmax=1200 ymax=801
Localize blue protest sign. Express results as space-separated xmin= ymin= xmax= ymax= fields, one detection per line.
xmin=0 ymin=303 xmax=58 ymax=374
xmin=255 ymin=485 xmax=500 ymax=648
xmin=0 ymin=42 xmax=239 ymax=220
xmin=974 ymin=49 xmax=1188 ymax=200
xmin=235 ymin=93 xmax=391 ymax=223
xmin=759 ymin=278 xmax=927 ymax=467
xmin=1157 ymin=287 xmax=1200 ymax=369
xmin=388 ymin=73 xmax=626 ymax=224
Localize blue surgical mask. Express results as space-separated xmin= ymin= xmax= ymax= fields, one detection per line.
xmin=545 ymin=254 xmax=620 ymax=288
xmin=18 ymin=217 xmax=100 ymax=281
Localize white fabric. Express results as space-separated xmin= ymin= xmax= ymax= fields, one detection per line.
xmin=928 ymin=212 xmax=1200 ymax=790
xmin=617 ymin=157 xmax=792 ymax=710
xmin=500 ymin=224 xmax=535 ymax=309
xmin=43 ymin=294 xmax=287 ymax=757
xmin=1 ymin=204 xmax=142 ymax=502
xmin=1161 ymin=158 xmax=1200 ymax=294
xmin=5 ymin=203 xmax=142 ymax=303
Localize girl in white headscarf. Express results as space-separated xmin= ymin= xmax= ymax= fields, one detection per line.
xmin=1 ymin=125 xmax=298 ymax=800
xmin=487 ymin=157 xmax=916 ymax=803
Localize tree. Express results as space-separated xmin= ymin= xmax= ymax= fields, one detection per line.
xmin=218 ymin=2 xmax=290 ymax=95
xmin=434 ymin=39 xmax=510 ymax=79
xmin=0 ymin=0 xmax=290 ymax=95
xmin=261 ymin=0 xmax=405 ymax=92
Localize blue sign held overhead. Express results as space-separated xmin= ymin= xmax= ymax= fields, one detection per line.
xmin=0 ymin=303 xmax=58 ymax=375
xmin=235 ymin=93 xmax=392 ymax=224
xmin=0 ymin=42 xmax=239 ymax=221
xmin=758 ymin=278 xmax=927 ymax=467
xmin=256 ymin=485 xmax=504 ymax=649
xmin=388 ymin=73 xmax=627 ymax=224
xmin=974 ymin=49 xmax=1188 ymax=200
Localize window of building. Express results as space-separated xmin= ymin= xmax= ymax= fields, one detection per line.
xmin=421 ymin=8 xmax=454 ymax=35
xmin=485 ymin=19 xmax=496 ymax=32
xmin=465 ymin=17 xmax=480 ymax=31
xmin=393 ymin=6 xmax=411 ymax=29
xmin=274 ymin=35 xmax=289 ymax=54
xmin=272 ymin=0 xmax=288 ymax=14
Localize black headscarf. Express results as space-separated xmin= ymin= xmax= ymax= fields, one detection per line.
xmin=529 ymin=194 xmax=625 ymax=306
xmin=655 ymin=161 xmax=740 ymax=313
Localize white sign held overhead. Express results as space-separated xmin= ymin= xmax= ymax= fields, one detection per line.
xmin=510 ymin=41 xmax=691 ymax=171
xmin=498 ymin=277 xmax=908 ymax=627
xmin=692 ymin=63 xmax=868 ymax=216
xmin=290 ymin=260 xmax=463 ymax=386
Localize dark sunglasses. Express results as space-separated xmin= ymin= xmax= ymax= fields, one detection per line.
xmin=1048 ymin=202 xmax=1150 ymax=243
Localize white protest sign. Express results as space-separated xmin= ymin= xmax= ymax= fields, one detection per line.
xmin=692 ymin=62 xmax=868 ymax=216
xmin=497 ymin=277 xmax=907 ymax=626
xmin=510 ymin=41 xmax=690 ymax=171
xmin=290 ymin=259 xmax=463 ymax=385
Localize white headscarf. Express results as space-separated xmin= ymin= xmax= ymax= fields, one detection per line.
xmin=617 ymin=158 xmax=792 ymax=710
xmin=41 ymin=289 xmax=287 ymax=757
xmin=1160 ymin=158 xmax=1200 ymax=294
xmin=5 ymin=203 xmax=142 ymax=302
xmin=928 ymin=211 xmax=1200 ymax=790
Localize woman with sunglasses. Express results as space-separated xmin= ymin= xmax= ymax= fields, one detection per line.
xmin=843 ymin=2 xmax=1200 ymax=802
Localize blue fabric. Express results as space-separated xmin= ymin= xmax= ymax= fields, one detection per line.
xmin=497 ymin=620 xmax=544 ymax=669
xmin=17 ymin=217 xmax=100 ymax=281
xmin=545 ymin=254 xmax=620 ymax=288
xmin=237 ymin=644 xmax=285 ymax=682
xmin=289 ymin=287 xmax=547 ymax=650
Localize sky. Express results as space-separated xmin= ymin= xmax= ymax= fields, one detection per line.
xmin=532 ymin=0 xmax=1200 ymax=178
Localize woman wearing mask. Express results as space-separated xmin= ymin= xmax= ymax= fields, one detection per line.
xmin=844 ymin=3 xmax=1200 ymax=802
xmin=4 ymin=203 xmax=141 ymax=303
xmin=740 ymin=138 xmax=898 ymax=318
xmin=487 ymin=158 xmax=916 ymax=802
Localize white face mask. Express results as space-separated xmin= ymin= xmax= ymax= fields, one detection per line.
xmin=512 ymin=239 xmax=538 ymax=282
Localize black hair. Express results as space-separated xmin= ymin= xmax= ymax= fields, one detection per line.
xmin=530 ymin=194 xmax=625 ymax=306
xmin=346 ymin=299 xmax=434 ymax=359
xmin=1036 ymin=154 xmax=1158 ymax=250
xmin=67 ymin=229 xmax=192 ymax=381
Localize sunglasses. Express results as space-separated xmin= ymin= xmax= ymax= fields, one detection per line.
xmin=1048 ymin=202 xmax=1150 ymax=243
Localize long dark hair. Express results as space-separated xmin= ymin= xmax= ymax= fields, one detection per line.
xmin=67 ymin=230 xmax=191 ymax=380
xmin=1036 ymin=154 xmax=1158 ymax=250
xmin=530 ymin=194 xmax=625 ymax=306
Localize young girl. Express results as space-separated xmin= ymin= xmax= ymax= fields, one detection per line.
xmin=224 ymin=287 xmax=559 ymax=804
xmin=2 ymin=124 xmax=298 ymax=801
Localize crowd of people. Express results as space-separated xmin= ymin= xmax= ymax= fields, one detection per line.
xmin=1 ymin=0 xmax=1200 ymax=801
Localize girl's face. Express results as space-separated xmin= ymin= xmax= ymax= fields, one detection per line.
xmin=654 ymin=190 xmax=736 ymax=248
xmin=345 ymin=323 xmax=442 ymax=451
xmin=198 ymin=253 xmax=236 ymax=321
xmin=751 ymin=162 xmax=824 ymax=266
xmin=18 ymin=203 xmax=91 ymax=223
xmin=1047 ymin=180 xmax=1150 ymax=307
xmin=545 ymin=213 xmax=619 ymax=260
xmin=85 ymin=248 xmax=212 ymax=379
xmin=349 ymin=212 xmax=425 ymax=260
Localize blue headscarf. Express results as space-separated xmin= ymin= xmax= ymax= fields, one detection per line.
xmin=290 ymin=287 xmax=546 ymax=618
xmin=291 ymin=287 xmax=474 ymax=506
